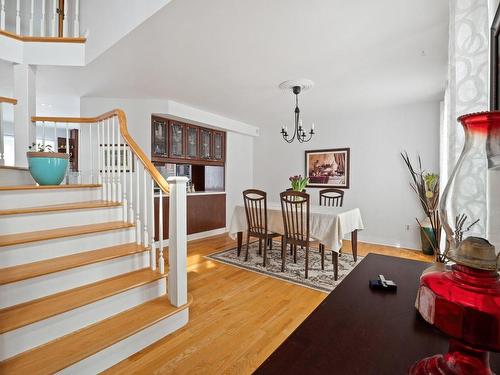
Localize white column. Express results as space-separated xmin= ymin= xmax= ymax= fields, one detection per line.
xmin=167 ymin=176 xmax=187 ymax=307
xmin=0 ymin=0 xmax=5 ymax=30
xmin=73 ymin=0 xmax=80 ymax=37
xmin=14 ymin=64 xmax=36 ymax=167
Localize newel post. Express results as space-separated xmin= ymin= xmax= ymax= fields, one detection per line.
xmin=166 ymin=176 xmax=188 ymax=307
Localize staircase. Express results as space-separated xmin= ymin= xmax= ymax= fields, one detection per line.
xmin=0 ymin=111 xmax=190 ymax=374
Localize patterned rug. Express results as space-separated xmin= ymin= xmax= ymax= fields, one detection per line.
xmin=206 ymin=240 xmax=363 ymax=293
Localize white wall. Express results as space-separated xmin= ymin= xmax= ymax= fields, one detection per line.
xmin=253 ymin=101 xmax=441 ymax=250
xmin=80 ymin=97 xmax=256 ymax=226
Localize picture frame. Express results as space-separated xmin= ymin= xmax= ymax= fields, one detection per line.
xmin=305 ymin=148 xmax=350 ymax=188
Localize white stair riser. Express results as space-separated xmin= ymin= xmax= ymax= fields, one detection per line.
xmin=0 ymin=278 xmax=167 ymax=361
xmin=0 ymin=251 xmax=149 ymax=309
xmin=0 ymin=206 xmax=123 ymax=235
xmin=0 ymin=188 xmax=102 ymax=209
xmin=57 ymin=308 xmax=189 ymax=375
xmin=0 ymin=228 xmax=136 ymax=267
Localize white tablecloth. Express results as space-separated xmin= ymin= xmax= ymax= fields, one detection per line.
xmin=229 ymin=202 xmax=364 ymax=253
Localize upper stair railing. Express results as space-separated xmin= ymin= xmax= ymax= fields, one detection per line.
xmin=31 ymin=109 xmax=188 ymax=307
xmin=0 ymin=96 xmax=17 ymax=166
xmin=1 ymin=0 xmax=83 ymax=40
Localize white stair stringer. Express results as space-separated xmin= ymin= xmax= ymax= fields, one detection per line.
xmin=0 ymin=276 xmax=167 ymax=361
xmin=0 ymin=187 xmax=101 ymax=209
xmin=0 ymin=250 xmax=150 ymax=309
xmin=0 ymin=227 xmax=135 ymax=267
xmin=58 ymin=308 xmax=189 ymax=375
xmin=0 ymin=205 xmax=123 ymax=235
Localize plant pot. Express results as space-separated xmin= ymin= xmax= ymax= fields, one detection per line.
xmin=26 ymin=152 xmax=69 ymax=186
xmin=420 ymin=217 xmax=436 ymax=255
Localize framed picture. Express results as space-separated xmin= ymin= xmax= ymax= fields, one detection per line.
xmin=99 ymin=144 xmax=134 ymax=173
xmin=305 ymin=148 xmax=350 ymax=188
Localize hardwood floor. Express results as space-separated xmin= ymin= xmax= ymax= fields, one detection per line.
xmin=105 ymin=233 xmax=432 ymax=374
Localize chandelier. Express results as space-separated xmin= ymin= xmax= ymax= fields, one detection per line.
xmin=279 ymin=79 xmax=315 ymax=143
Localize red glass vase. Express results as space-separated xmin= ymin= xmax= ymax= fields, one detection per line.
xmin=410 ymin=112 xmax=500 ymax=374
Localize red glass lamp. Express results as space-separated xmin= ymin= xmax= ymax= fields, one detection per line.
xmin=410 ymin=112 xmax=500 ymax=374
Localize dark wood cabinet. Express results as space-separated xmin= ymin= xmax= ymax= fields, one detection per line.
xmin=169 ymin=121 xmax=185 ymax=159
xmin=57 ymin=129 xmax=79 ymax=171
xmin=152 ymin=118 xmax=168 ymax=158
xmin=151 ymin=115 xmax=225 ymax=166
xmin=185 ymin=125 xmax=199 ymax=159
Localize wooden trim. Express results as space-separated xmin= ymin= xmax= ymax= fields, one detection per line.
xmin=0 ymin=29 xmax=86 ymax=43
xmin=0 ymin=165 xmax=27 ymax=171
xmin=0 ymin=96 xmax=18 ymax=105
xmin=27 ymin=151 xmax=69 ymax=159
xmin=0 ymin=184 xmax=101 ymax=191
xmin=0 ymin=200 xmax=121 ymax=216
xmin=33 ymin=109 xmax=171 ymax=194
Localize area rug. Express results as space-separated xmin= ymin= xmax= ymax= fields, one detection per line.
xmin=206 ymin=241 xmax=363 ymax=293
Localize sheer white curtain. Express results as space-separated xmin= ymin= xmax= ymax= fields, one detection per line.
xmin=440 ymin=0 xmax=489 ymax=242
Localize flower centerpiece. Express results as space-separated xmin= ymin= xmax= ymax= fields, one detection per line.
xmin=289 ymin=175 xmax=308 ymax=192
xmin=27 ymin=143 xmax=69 ymax=185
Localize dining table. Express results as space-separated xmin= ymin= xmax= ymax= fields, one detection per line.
xmin=228 ymin=202 xmax=364 ymax=260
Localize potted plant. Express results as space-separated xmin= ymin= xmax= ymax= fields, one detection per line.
xmin=289 ymin=175 xmax=309 ymax=192
xmin=27 ymin=143 xmax=69 ymax=185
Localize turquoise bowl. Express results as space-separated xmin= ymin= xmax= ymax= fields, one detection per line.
xmin=27 ymin=152 xmax=69 ymax=185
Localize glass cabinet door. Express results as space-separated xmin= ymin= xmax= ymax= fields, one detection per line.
xmin=169 ymin=122 xmax=185 ymax=158
xmin=213 ymin=132 xmax=224 ymax=160
xmin=200 ymin=129 xmax=212 ymax=159
xmin=152 ymin=119 xmax=168 ymax=156
xmin=186 ymin=126 xmax=198 ymax=159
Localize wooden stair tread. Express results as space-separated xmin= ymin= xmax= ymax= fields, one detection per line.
xmin=0 ymin=243 xmax=148 ymax=285
xmin=0 ymin=184 xmax=101 ymax=191
xmin=0 ymin=221 xmax=134 ymax=247
xmin=0 ymin=268 xmax=164 ymax=334
xmin=0 ymin=200 xmax=121 ymax=216
xmin=0 ymin=295 xmax=192 ymax=375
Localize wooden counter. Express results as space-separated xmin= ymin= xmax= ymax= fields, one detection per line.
xmin=154 ymin=192 xmax=226 ymax=240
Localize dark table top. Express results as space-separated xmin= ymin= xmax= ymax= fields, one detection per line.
xmin=255 ymin=253 xmax=500 ymax=374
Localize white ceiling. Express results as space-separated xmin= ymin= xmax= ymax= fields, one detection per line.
xmin=36 ymin=0 xmax=449 ymax=128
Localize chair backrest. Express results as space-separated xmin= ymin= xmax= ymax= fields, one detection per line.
xmin=243 ymin=189 xmax=268 ymax=235
xmin=319 ymin=188 xmax=344 ymax=207
xmin=280 ymin=190 xmax=310 ymax=244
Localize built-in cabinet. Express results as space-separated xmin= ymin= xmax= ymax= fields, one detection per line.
xmin=151 ymin=115 xmax=225 ymax=165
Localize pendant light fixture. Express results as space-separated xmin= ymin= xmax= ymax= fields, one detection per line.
xmin=279 ymin=79 xmax=316 ymax=143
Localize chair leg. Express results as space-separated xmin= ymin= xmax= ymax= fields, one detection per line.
xmin=339 ymin=246 xmax=342 ymax=257
xmin=263 ymin=236 xmax=268 ymax=267
xmin=269 ymin=238 xmax=273 ymax=250
xmin=333 ymin=251 xmax=338 ymax=281
xmin=281 ymin=237 xmax=286 ymax=272
xmin=258 ymin=239 xmax=262 ymax=255
xmin=320 ymin=244 xmax=325 ymax=270
xmin=305 ymin=245 xmax=309 ymax=279
xmin=293 ymin=245 xmax=297 ymax=263
xmin=245 ymin=232 xmax=251 ymax=261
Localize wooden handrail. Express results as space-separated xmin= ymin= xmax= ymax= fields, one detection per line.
xmin=0 ymin=96 xmax=18 ymax=105
xmin=0 ymin=30 xmax=86 ymax=43
xmin=32 ymin=109 xmax=169 ymax=193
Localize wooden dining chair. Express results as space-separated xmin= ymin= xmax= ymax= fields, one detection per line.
xmin=242 ymin=189 xmax=282 ymax=266
xmin=279 ymin=191 xmax=336 ymax=280
xmin=319 ymin=188 xmax=344 ymax=207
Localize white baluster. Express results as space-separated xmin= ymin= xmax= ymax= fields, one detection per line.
xmin=51 ymin=0 xmax=57 ymax=36
xmin=143 ymin=171 xmax=149 ymax=248
xmin=42 ymin=121 xmax=46 ymax=148
xmin=15 ymin=0 xmax=20 ymax=34
xmin=158 ymin=188 xmax=164 ymax=274
xmin=29 ymin=0 xmax=34 ymax=36
xmin=65 ymin=122 xmax=69 ymax=183
xmin=122 ymin=145 xmax=128 ymax=222
xmin=73 ymin=0 xmax=79 ymax=37
xmin=0 ymin=0 xmax=5 ymax=30
xmin=128 ymin=151 xmax=134 ymax=223
xmin=62 ymin=0 xmax=68 ymax=37
xmin=106 ymin=118 xmax=111 ymax=200
xmin=40 ymin=0 xmax=46 ymax=36
xmin=53 ymin=121 xmax=57 ymax=152
xmin=77 ymin=123 xmax=81 ymax=183
xmin=0 ymin=102 xmax=4 ymax=165
xmin=135 ymin=158 xmax=141 ymax=244
xmin=116 ymin=117 xmax=122 ymax=203
xmin=111 ymin=117 xmax=117 ymax=201
xmin=97 ymin=121 xmax=103 ymax=197
xmin=167 ymin=176 xmax=188 ymax=307
xmin=89 ymin=124 xmax=93 ymax=183
xmin=150 ymin=179 xmax=157 ymax=270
